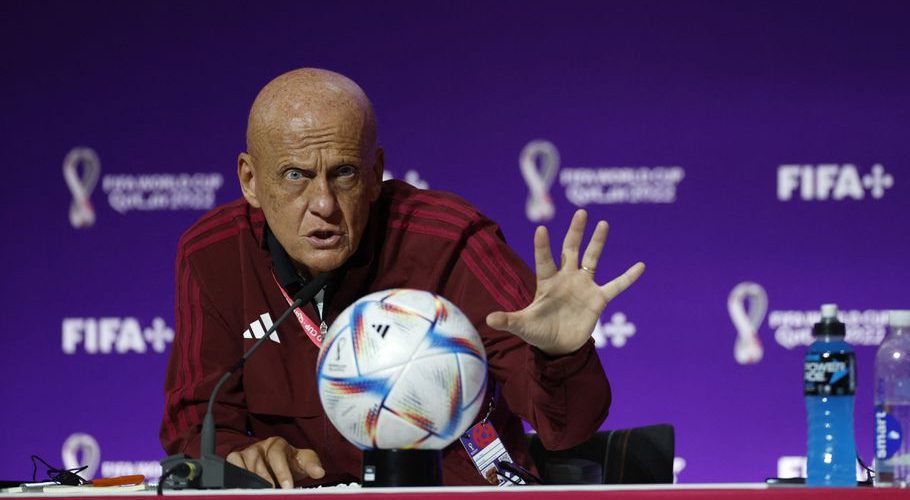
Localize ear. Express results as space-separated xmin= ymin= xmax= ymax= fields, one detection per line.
xmin=238 ymin=152 xmax=261 ymax=208
xmin=368 ymin=148 xmax=385 ymax=202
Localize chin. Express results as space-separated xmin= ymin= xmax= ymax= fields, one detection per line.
xmin=302 ymin=253 xmax=349 ymax=276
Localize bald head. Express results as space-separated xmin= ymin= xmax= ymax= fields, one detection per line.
xmin=237 ymin=68 xmax=384 ymax=276
xmin=246 ymin=68 xmax=378 ymax=161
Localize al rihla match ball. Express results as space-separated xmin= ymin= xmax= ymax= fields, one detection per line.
xmin=316 ymin=288 xmax=488 ymax=450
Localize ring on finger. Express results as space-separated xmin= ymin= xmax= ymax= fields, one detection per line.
xmin=581 ymin=265 xmax=596 ymax=275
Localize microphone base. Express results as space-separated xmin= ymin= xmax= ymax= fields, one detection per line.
xmin=362 ymin=449 xmax=442 ymax=487
xmin=160 ymin=454 xmax=272 ymax=489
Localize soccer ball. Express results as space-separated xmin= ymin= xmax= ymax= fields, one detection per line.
xmin=316 ymin=289 xmax=488 ymax=450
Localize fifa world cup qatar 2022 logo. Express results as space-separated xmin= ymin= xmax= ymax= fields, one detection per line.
xmin=518 ymin=140 xmax=685 ymax=222
xmin=63 ymin=147 xmax=101 ymax=229
xmin=61 ymin=146 xmax=225 ymax=227
xmin=728 ymin=282 xmax=768 ymax=365
xmin=519 ymin=140 xmax=560 ymax=223
xmin=61 ymin=433 xmax=101 ymax=479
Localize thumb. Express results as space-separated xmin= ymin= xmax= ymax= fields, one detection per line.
xmin=486 ymin=311 xmax=515 ymax=332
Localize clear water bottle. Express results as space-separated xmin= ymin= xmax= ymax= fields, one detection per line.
xmin=874 ymin=310 xmax=910 ymax=487
xmin=805 ymin=304 xmax=857 ymax=487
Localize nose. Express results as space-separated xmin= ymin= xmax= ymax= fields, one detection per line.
xmin=307 ymin=175 xmax=337 ymax=217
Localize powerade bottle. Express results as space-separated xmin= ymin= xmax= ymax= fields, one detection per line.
xmin=805 ymin=304 xmax=856 ymax=487
xmin=874 ymin=310 xmax=910 ymax=487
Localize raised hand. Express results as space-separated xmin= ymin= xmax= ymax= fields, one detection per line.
xmin=486 ymin=209 xmax=645 ymax=356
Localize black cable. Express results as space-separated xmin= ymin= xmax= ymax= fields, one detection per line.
xmin=31 ymin=455 xmax=87 ymax=486
xmin=157 ymin=469 xmax=174 ymax=495
xmin=156 ymin=468 xmax=176 ymax=496
xmin=157 ymin=462 xmax=195 ymax=496
xmin=857 ymin=454 xmax=875 ymax=486
xmin=495 ymin=460 xmax=541 ymax=485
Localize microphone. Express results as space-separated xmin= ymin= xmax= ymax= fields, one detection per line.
xmin=161 ymin=271 xmax=333 ymax=490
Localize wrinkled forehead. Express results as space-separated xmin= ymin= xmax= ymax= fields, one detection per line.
xmin=250 ymin=87 xmax=374 ymax=157
xmin=281 ymin=103 xmax=366 ymax=143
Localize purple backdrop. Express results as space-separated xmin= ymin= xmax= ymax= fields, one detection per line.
xmin=2 ymin=0 xmax=908 ymax=484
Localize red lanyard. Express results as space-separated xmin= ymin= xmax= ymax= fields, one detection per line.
xmin=271 ymin=272 xmax=325 ymax=348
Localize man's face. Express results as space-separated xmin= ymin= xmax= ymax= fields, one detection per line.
xmin=240 ymin=109 xmax=382 ymax=276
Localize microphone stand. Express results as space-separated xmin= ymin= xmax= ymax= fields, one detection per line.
xmin=160 ymin=273 xmax=332 ymax=490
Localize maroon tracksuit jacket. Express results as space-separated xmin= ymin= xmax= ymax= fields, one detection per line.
xmin=160 ymin=180 xmax=611 ymax=486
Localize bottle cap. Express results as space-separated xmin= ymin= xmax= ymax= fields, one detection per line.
xmin=890 ymin=310 xmax=910 ymax=328
xmin=812 ymin=303 xmax=846 ymax=337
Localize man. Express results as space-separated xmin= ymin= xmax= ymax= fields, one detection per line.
xmin=160 ymin=68 xmax=644 ymax=487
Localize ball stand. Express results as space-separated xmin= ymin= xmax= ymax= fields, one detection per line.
xmin=362 ymin=449 xmax=442 ymax=487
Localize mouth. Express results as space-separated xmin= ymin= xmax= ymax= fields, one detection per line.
xmin=305 ymin=229 xmax=343 ymax=249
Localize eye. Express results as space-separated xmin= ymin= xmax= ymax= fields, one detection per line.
xmin=335 ymin=164 xmax=358 ymax=178
xmin=284 ymin=169 xmax=305 ymax=181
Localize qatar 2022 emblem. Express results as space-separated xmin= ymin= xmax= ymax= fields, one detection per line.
xmin=728 ymin=282 xmax=768 ymax=365
xmin=519 ymin=140 xmax=559 ymax=223
xmin=62 ymin=147 xmax=101 ymax=229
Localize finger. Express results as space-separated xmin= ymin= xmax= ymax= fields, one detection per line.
xmin=485 ymin=311 xmax=512 ymax=332
xmin=600 ymin=262 xmax=646 ymax=300
xmin=242 ymin=447 xmax=275 ymax=487
xmin=560 ymin=209 xmax=587 ymax=270
xmin=486 ymin=311 xmax=530 ymax=343
xmin=580 ymin=220 xmax=609 ymax=273
xmin=294 ymin=449 xmax=325 ymax=480
xmin=533 ymin=225 xmax=557 ymax=280
xmin=266 ymin=440 xmax=295 ymax=489
xmin=226 ymin=451 xmax=244 ymax=469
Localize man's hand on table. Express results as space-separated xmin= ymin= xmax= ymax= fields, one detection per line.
xmin=226 ymin=436 xmax=325 ymax=489
xmin=486 ymin=209 xmax=645 ymax=356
